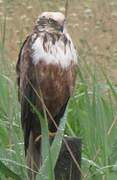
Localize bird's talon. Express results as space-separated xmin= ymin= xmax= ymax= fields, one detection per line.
xmin=49 ymin=131 xmax=56 ymax=137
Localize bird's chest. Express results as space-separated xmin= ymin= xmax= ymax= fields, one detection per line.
xmin=34 ymin=62 xmax=75 ymax=97
xmin=31 ymin=33 xmax=77 ymax=69
xmin=30 ymin=33 xmax=77 ymax=115
xmin=33 ymin=62 xmax=76 ymax=116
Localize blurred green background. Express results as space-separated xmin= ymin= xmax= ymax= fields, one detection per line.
xmin=0 ymin=0 xmax=117 ymax=179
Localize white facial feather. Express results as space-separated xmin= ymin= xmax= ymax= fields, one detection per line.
xmin=31 ymin=34 xmax=78 ymax=68
xmin=37 ymin=12 xmax=65 ymax=25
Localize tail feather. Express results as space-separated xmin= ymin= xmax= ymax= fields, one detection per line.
xmin=26 ymin=132 xmax=42 ymax=180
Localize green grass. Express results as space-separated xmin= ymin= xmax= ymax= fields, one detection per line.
xmin=67 ymin=65 xmax=117 ymax=179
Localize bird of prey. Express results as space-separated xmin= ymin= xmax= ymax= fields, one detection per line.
xmin=16 ymin=12 xmax=78 ymax=178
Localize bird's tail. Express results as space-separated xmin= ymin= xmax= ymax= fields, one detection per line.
xmin=26 ymin=131 xmax=42 ymax=180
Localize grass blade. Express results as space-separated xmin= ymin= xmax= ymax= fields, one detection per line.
xmin=0 ymin=160 xmax=21 ymax=180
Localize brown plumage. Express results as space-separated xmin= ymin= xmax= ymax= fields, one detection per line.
xmin=16 ymin=12 xmax=78 ymax=179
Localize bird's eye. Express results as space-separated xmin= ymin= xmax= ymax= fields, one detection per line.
xmin=48 ymin=18 xmax=53 ymax=24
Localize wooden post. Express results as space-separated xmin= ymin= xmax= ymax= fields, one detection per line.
xmin=55 ymin=136 xmax=82 ymax=180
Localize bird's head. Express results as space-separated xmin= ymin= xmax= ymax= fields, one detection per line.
xmin=36 ymin=12 xmax=66 ymax=33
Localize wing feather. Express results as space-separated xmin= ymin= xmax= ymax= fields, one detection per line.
xmin=16 ymin=36 xmax=40 ymax=154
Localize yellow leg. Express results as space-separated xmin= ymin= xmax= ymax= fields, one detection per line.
xmin=35 ymin=131 xmax=56 ymax=143
xmin=49 ymin=131 xmax=56 ymax=137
